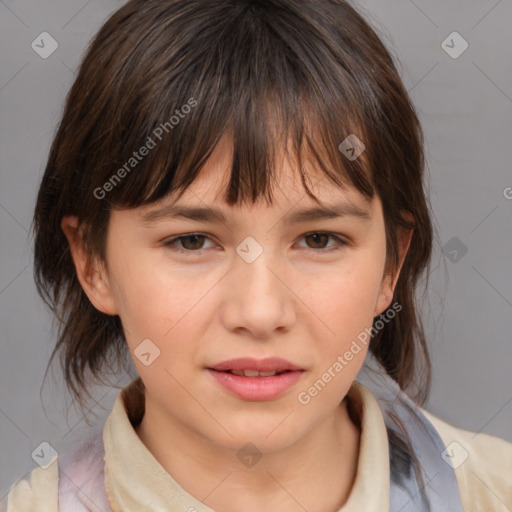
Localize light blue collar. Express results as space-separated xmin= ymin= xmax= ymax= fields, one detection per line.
xmin=356 ymin=353 xmax=465 ymax=511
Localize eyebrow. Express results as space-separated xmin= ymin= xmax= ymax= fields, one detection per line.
xmin=140 ymin=201 xmax=372 ymax=226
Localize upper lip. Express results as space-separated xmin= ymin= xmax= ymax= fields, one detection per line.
xmin=208 ymin=357 xmax=304 ymax=372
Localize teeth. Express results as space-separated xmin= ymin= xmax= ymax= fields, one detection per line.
xmin=230 ymin=369 xmax=278 ymax=377
xmin=243 ymin=369 xmax=261 ymax=377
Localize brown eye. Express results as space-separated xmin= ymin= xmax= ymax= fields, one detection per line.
xmin=164 ymin=233 xmax=214 ymax=251
xmin=304 ymin=232 xmax=330 ymax=249
xmin=297 ymin=232 xmax=348 ymax=252
xmin=180 ymin=234 xmax=207 ymax=250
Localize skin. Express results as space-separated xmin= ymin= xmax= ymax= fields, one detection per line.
xmin=62 ymin=134 xmax=412 ymax=512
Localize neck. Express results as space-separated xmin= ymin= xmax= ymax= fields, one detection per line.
xmin=135 ymin=396 xmax=361 ymax=512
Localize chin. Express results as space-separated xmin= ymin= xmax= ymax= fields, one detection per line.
xmin=212 ymin=419 xmax=303 ymax=453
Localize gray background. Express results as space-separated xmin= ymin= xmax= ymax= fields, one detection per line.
xmin=1 ymin=0 xmax=511 ymax=498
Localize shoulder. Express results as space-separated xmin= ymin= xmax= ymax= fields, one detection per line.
xmin=422 ymin=408 xmax=512 ymax=512
xmin=58 ymin=430 xmax=112 ymax=510
xmin=1 ymin=457 xmax=59 ymax=511
xmin=1 ymin=431 xmax=111 ymax=512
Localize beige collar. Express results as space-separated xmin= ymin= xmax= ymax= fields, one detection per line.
xmin=103 ymin=378 xmax=390 ymax=511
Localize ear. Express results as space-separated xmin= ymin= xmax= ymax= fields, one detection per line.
xmin=374 ymin=212 xmax=414 ymax=316
xmin=60 ymin=216 xmax=119 ymax=315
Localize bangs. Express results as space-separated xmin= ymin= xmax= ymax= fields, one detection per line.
xmin=83 ymin=1 xmax=376 ymax=211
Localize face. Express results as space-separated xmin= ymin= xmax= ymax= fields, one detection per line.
xmin=63 ymin=134 xmax=410 ymax=455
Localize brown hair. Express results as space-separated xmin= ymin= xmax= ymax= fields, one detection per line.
xmin=33 ymin=0 xmax=436 ymax=496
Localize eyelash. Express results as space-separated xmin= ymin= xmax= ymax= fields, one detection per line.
xmin=162 ymin=231 xmax=349 ymax=254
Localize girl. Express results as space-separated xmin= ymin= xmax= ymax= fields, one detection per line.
xmin=2 ymin=0 xmax=511 ymax=510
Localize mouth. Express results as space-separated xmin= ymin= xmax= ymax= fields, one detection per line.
xmin=206 ymin=367 xmax=304 ymax=401
xmin=206 ymin=357 xmax=305 ymax=400
xmin=208 ymin=368 xmax=294 ymax=377
xmin=208 ymin=356 xmax=304 ymax=374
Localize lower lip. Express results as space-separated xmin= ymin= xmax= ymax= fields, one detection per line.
xmin=207 ymin=369 xmax=304 ymax=401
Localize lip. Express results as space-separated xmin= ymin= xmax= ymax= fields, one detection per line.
xmin=207 ymin=357 xmax=306 ymax=401
xmin=207 ymin=368 xmax=304 ymax=401
xmin=208 ymin=357 xmax=304 ymax=372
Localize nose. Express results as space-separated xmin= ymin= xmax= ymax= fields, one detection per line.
xmin=219 ymin=248 xmax=296 ymax=340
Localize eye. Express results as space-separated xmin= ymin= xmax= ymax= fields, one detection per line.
xmin=163 ymin=233 xmax=216 ymax=252
xmin=297 ymin=232 xmax=348 ymax=252
xmin=163 ymin=231 xmax=348 ymax=253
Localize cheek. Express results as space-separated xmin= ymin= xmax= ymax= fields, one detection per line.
xmin=300 ymin=258 xmax=384 ymax=340
xmin=109 ymin=257 xmax=210 ymax=355
xmin=296 ymin=265 xmax=383 ymax=407
xmin=105 ymin=250 xmax=168 ymax=340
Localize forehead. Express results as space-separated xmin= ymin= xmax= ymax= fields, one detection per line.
xmin=135 ymin=133 xmax=379 ymax=227
xmin=177 ymin=133 xmax=374 ymax=210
